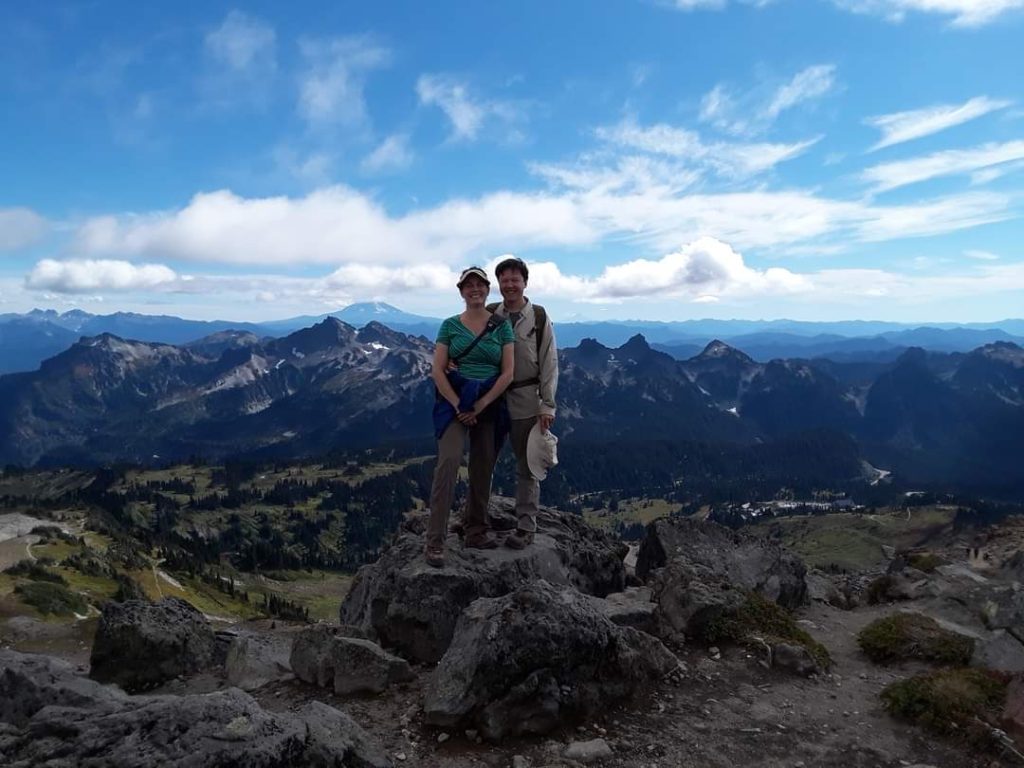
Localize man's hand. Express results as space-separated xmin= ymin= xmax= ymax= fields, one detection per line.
xmin=537 ymin=413 xmax=554 ymax=432
xmin=446 ymin=360 xmax=460 ymax=373
xmin=457 ymin=409 xmax=477 ymax=426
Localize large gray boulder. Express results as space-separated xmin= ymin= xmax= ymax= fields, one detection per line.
xmin=291 ymin=626 xmax=414 ymax=695
xmin=0 ymin=649 xmax=391 ymax=767
xmin=90 ymin=597 xmax=216 ymax=692
xmin=423 ymin=580 xmax=679 ymax=740
xmin=636 ymin=518 xmax=807 ymax=643
xmin=224 ymin=630 xmax=295 ymax=691
xmin=340 ymin=498 xmax=628 ymax=663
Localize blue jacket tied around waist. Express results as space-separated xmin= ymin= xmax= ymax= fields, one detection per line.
xmin=433 ymin=370 xmax=510 ymax=449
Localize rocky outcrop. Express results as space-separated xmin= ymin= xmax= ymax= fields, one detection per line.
xmin=223 ymin=630 xmax=295 ymax=691
xmin=636 ymin=518 xmax=807 ymax=643
xmin=637 ymin=517 xmax=807 ymax=605
xmin=291 ymin=626 xmax=414 ymax=695
xmin=0 ymin=649 xmax=391 ymax=767
xmin=90 ymin=597 xmax=216 ymax=692
xmin=339 ymin=498 xmax=628 ymax=663
xmin=586 ymin=586 xmax=658 ymax=634
xmin=423 ymin=580 xmax=678 ymax=740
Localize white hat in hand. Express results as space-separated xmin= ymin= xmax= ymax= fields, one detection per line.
xmin=526 ymin=423 xmax=558 ymax=481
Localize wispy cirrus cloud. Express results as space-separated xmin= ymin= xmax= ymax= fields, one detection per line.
xmin=298 ymin=35 xmax=390 ymax=128
xmin=865 ymin=96 xmax=1012 ymax=151
xmin=361 ymin=133 xmax=414 ymax=174
xmin=831 ymin=0 xmax=1024 ymax=27
xmin=593 ymin=118 xmax=819 ymax=178
xmin=204 ymin=10 xmax=276 ymax=74
xmin=416 ymin=74 xmax=523 ymax=142
xmin=862 ymin=139 xmax=1024 ymax=191
xmin=200 ymin=11 xmax=278 ymax=110
xmin=964 ymin=249 xmax=1000 ymax=260
xmin=700 ymin=65 xmax=836 ymax=136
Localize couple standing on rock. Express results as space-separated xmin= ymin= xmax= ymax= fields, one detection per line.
xmin=426 ymin=257 xmax=559 ymax=567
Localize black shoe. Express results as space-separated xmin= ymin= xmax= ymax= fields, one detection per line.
xmin=505 ymin=530 xmax=535 ymax=550
xmin=464 ymin=534 xmax=498 ymax=550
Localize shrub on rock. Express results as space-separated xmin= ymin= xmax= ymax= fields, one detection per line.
xmin=882 ymin=668 xmax=1007 ymax=747
xmin=700 ymin=590 xmax=831 ymax=672
xmin=858 ymin=613 xmax=974 ymax=665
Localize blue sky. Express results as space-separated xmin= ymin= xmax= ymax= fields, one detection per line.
xmin=1 ymin=0 xmax=1023 ymax=323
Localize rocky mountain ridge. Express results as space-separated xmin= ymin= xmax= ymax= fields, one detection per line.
xmin=0 ymin=324 xmax=1021 ymax=495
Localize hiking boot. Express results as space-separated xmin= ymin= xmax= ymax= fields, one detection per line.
xmin=425 ymin=546 xmax=445 ymax=567
xmin=464 ymin=533 xmax=498 ymax=550
xmin=505 ymin=529 xmax=535 ymax=550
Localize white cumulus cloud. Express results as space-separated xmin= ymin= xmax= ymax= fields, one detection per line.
xmin=26 ymin=259 xmax=178 ymax=293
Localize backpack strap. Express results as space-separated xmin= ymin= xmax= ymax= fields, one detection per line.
xmin=450 ymin=313 xmax=504 ymax=363
xmin=487 ymin=300 xmax=548 ymax=369
xmin=532 ymin=304 xmax=547 ymax=360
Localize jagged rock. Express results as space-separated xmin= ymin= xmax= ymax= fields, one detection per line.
xmin=1004 ymin=675 xmax=1024 ymax=748
xmin=0 ymin=649 xmax=391 ymax=767
xmin=423 ymin=580 xmax=678 ymax=740
xmin=772 ymin=643 xmax=820 ymax=677
xmin=90 ymin=597 xmax=216 ymax=692
xmin=972 ymin=629 xmax=1024 ymax=673
xmin=637 ymin=517 xmax=806 ymax=605
xmin=340 ymin=498 xmax=628 ymax=663
xmin=224 ymin=631 xmax=294 ymax=691
xmin=980 ymin=585 xmax=1024 ymax=643
xmin=292 ymin=626 xmax=414 ymax=695
xmin=586 ymin=587 xmax=658 ymax=633
xmin=0 ymin=649 xmax=122 ymax=727
xmin=636 ymin=518 xmax=806 ymax=642
xmin=806 ymin=569 xmax=857 ymax=610
xmin=564 ymin=737 xmax=613 ymax=763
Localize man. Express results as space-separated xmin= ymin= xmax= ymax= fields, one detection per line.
xmin=488 ymin=257 xmax=558 ymax=549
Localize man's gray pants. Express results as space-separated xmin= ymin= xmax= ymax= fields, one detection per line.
xmin=509 ymin=417 xmax=540 ymax=532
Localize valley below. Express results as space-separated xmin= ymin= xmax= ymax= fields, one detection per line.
xmin=2 ymin=459 xmax=1023 ymax=766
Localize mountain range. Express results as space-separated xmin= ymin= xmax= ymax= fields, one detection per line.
xmin=2 ymin=304 xmax=1023 ymax=375
xmin=1 ymin=317 xmax=1021 ymax=497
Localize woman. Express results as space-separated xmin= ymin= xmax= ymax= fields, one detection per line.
xmin=425 ymin=266 xmax=515 ymax=567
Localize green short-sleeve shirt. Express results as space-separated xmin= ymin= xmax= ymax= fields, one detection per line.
xmin=436 ymin=315 xmax=514 ymax=380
